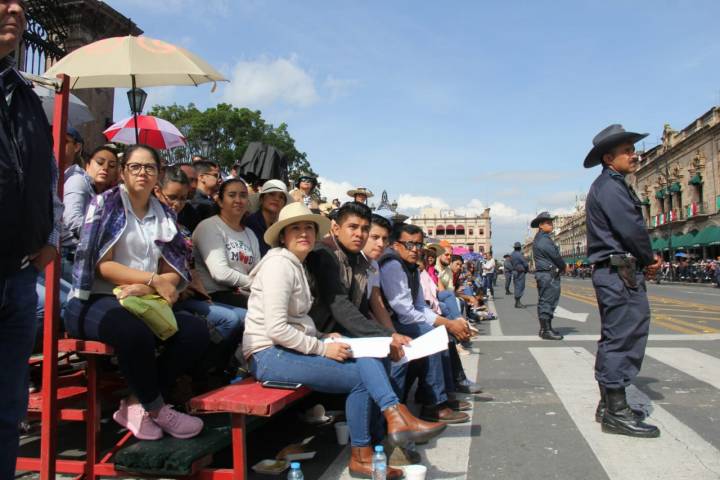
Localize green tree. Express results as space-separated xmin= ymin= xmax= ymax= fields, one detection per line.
xmin=148 ymin=103 xmax=316 ymax=184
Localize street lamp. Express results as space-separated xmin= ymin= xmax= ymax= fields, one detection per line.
xmin=199 ymin=137 xmax=211 ymax=159
xmin=126 ymin=85 xmax=147 ymax=143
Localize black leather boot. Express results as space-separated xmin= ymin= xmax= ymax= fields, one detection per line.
xmin=548 ymin=318 xmax=563 ymax=337
xmin=595 ymin=385 xmax=645 ymax=422
xmin=514 ymin=298 xmax=525 ymax=308
xmin=602 ymin=387 xmax=660 ymax=438
xmin=538 ymin=319 xmax=563 ymax=340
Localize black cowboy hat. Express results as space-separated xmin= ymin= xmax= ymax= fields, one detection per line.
xmin=583 ymin=124 xmax=648 ymax=168
xmin=530 ymin=211 xmax=555 ymax=228
xmin=295 ymin=172 xmax=317 ymax=188
xmin=513 ymin=242 xmax=522 ymax=249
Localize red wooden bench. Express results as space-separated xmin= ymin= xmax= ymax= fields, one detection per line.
xmin=190 ymin=378 xmax=311 ymax=480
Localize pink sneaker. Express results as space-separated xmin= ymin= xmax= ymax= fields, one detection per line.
xmin=113 ymin=399 xmax=163 ymax=440
xmin=152 ymin=405 xmax=204 ymax=439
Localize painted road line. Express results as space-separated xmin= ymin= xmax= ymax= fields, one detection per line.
xmin=530 ymin=347 xmax=720 ymax=480
xmin=487 ymin=297 xmax=503 ymax=336
xmin=554 ymin=305 xmax=589 ymax=322
xmin=319 ymin=346 xmax=479 ymax=480
xmin=646 ymin=348 xmax=720 ymax=390
xmin=476 ymin=334 xmax=720 ymax=342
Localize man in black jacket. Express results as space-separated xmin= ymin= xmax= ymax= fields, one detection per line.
xmin=584 ymin=124 xmax=659 ymax=438
xmin=531 ymin=212 xmax=565 ymax=340
xmin=0 ymin=2 xmax=63 ymax=477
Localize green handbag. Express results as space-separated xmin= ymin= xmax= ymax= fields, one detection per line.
xmin=113 ymin=288 xmax=178 ymax=340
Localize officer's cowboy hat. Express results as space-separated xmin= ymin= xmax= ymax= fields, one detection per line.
xmin=347 ymin=187 xmax=374 ymax=198
xmin=583 ymin=124 xmax=648 ymax=168
xmin=264 ymin=202 xmax=331 ymax=248
xmin=513 ymin=242 xmax=522 ymax=249
xmin=530 ymin=211 xmax=556 ymax=228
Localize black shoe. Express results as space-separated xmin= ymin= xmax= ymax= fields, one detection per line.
xmin=505 ymin=290 xmax=511 ymax=295
xmin=539 ymin=329 xmax=563 ymax=340
xmin=454 ymin=378 xmax=483 ymax=394
xmin=514 ymin=299 xmax=526 ymax=308
xmin=602 ymin=388 xmax=660 ymax=438
xmin=595 ymin=385 xmax=645 ymax=422
xmin=547 ymin=320 xmax=562 ymax=337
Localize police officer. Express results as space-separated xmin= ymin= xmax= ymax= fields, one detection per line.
xmin=502 ymin=254 xmax=513 ymax=295
xmin=584 ymin=124 xmax=659 ymax=438
xmin=510 ymin=242 xmax=528 ymax=308
xmin=531 ymin=212 xmax=565 ymax=340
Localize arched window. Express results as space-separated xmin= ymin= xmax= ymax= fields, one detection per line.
xmin=456 ymin=225 xmax=465 ymax=235
xmin=427 ymin=228 xmax=433 ymax=236
xmin=479 ymin=229 xmax=484 ymax=236
xmin=436 ymin=225 xmax=445 ymax=236
xmin=446 ymin=225 xmax=456 ymax=235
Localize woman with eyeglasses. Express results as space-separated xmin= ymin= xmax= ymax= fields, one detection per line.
xmin=64 ymin=145 xmax=209 ymax=441
xmin=192 ymin=179 xmax=260 ymax=308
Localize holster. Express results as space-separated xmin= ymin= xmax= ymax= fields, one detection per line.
xmin=610 ymin=254 xmax=638 ymax=289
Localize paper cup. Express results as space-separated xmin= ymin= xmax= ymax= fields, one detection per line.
xmin=404 ymin=464 xmax=427 ymax=480
xmin=334 ymin=421 xmax=349 ymax=445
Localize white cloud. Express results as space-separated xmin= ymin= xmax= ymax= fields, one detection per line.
xmin=397 ymin=194 xmax=449 ymax=212
xmin=222 ymin=55 xmax=319 ymax=108
xmin=317 ymin=177 xmax=354 ymax=203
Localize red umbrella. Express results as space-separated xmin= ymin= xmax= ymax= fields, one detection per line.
xmin=103 ymin=115 xmax=187 ymax=150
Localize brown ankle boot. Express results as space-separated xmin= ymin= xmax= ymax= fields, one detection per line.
xmin=349 ymin=446 xmax=404 ymax=479
xmin=383 ymin=403 xmax=447 ymax=446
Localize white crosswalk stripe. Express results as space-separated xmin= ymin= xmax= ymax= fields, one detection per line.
xmin=530 ymin=346 xmax=720 ymax=480
xmin=646 ymin=347 xmax=720 ymax=390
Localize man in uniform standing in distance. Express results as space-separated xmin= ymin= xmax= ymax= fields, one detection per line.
xmin=531 ymin=212 xmax=565 ymax=340
xmin=502 ymin=254 xmax=513 ymax=296
xmin=510 ymin=242 xmax=528 ymax=308
xmin=584 ymin=124 xmax=659 ymax=438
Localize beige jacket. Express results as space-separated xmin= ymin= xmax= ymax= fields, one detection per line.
xmin=241 ymin=247 xmax=327 ymax=359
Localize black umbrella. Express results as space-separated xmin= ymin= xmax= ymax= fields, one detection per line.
xmin=236 ymin=142 xmax=288 ymax=183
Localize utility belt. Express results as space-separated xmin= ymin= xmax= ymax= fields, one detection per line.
xmin=594 ymin=254 xmax=639 ymax=289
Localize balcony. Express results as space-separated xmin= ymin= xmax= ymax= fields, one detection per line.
xmin=649 ymin=209 xmax=685 ymax=229
xmin=685 ymin=201 xmax=709 ymax=219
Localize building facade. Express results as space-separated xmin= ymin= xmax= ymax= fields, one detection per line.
xmin=629 ymin=107 xmax=720 ymax=259
xmin=552 ymin=203 xmax=588 ymax=264
xmin=411 ymin=208 xmax=492 ymax=253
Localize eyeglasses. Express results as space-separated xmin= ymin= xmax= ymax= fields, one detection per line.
xmin=125 ymin=163 xmax=158 ymax=176
xmin=397 ymin=241 xmax=424 ymax=251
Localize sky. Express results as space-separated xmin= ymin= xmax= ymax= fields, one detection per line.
xmin=106 ymin=0 xmax=720 ymax=253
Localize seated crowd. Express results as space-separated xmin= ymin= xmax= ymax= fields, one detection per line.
xmin=43 ymin=138 xmax=490 ymax=477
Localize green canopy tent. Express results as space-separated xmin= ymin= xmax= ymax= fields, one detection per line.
xmin=694 ymin=225 xmax=720 ymax=246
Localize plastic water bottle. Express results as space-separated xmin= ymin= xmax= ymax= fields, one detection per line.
xmin=287 ymin=461 xmax=304 ymax=480
xmin=372 ymin=445 xmax=387 ymax=480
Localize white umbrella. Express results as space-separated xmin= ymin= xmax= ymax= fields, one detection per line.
xmin=32 ymin=85 xmax=94 ymax=126
xmin=43 ymin=35 xmax=228 ymax=89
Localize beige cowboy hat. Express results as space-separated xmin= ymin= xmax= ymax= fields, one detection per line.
xmin=258 ymin=179 xmax=293 ymax=205
xmin=347 ymin=187 xmax=374 ymax=198
xmin=264 ymin=202 xmax=331 ymax=248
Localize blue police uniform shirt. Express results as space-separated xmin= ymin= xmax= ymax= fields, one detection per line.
xmin=510 ymin=250 xmax=528 ymax=272
xmin=533 ymin=231 xmax=566 ymax=272
xmin=586 ymin=167 xmax=654 ymax=267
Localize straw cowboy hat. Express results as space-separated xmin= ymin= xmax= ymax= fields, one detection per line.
xmin=530 ymin=211 xmax=556 ymax=228
xmin=264 ymin=202 xmax=331 ymax=248
xmin=347 ymin=187 xmax=374 ymax=198
xmin=583 ymin=124 xmax=648 ymax=168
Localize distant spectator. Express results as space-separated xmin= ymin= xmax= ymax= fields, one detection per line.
xmin=245 ymin=179 xmax=291 ymax=257
xmin=190 ymin=160 xmax=220 ymax=221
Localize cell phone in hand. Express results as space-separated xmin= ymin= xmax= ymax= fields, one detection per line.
xmin=261 ymin=380 xmax=303 ymax=390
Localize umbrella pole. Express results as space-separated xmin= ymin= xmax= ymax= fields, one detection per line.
xmin=132 ymin=76 xmax=139 ymax=144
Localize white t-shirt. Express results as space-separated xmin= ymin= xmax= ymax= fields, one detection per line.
xmin=366 ymin=259 xmax=380 ymax=299
xmin=192 ymin=215 xmax=261 ymax=294
xmin=482 ymin=257 xmax=496 ymax=274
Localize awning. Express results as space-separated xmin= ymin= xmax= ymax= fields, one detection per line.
xmin=689 ymin=174 xmax=703 ymax=185
xmin=640 ymin=198 xmax=650 ymax=206
xmin=672 ymin=231 xmax=698 ymax=249
xmin=651 ymin=237 xmax=668 ymax=250
xmin=669 ymin=182 xmax=682 ymax=193
xmin=694 ymin=226 xmax=720 ymax=246
xmin=655 ymin=189 xmax=666 ymax=199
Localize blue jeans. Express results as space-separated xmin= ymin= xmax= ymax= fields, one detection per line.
xmin=437 ymin=290 xmax=462 ymax=320
xmin=0 ymin=265 xmax=40 ymax=480
xmin=35 ymin=273 xmax=71 ymax=326
xmin=251 ymin=346 xmax=398 ymax=447
xmin=483 ymin=273 xmax=495 ymax=296
xmin=175 ymin=298 xmax=246 ymax=344
xmin=390 ymin=321 xmax=450 ymax=406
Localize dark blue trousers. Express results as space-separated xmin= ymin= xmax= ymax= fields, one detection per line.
xmin=592 ymin=268 xmax=651 ymax=389
xmin=535 ymin=271 xmax=561 ymax=325
xmin=504 ymin=272 xmax=513 ymax=293
xmin=513 ymin=271 xmax=526 ymax=300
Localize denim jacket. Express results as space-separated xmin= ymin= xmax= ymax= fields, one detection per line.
xmin=71 ymin=185 xmax=191 ymax=300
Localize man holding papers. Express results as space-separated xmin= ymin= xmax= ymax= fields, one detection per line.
xmin=379 ymin=223 xmax=472 ymax=424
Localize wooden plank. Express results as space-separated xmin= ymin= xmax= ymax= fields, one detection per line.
xmin=58 ymin=339 xmax=114 ymax=355
xmin=189 ymin=379 xmax=311 ymax=416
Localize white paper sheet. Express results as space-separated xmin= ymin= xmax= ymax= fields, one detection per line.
xmin=394 ymin=325 xmax=449 ymax=365
xmin=323 ymin=336 xmax=393 ymax=358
